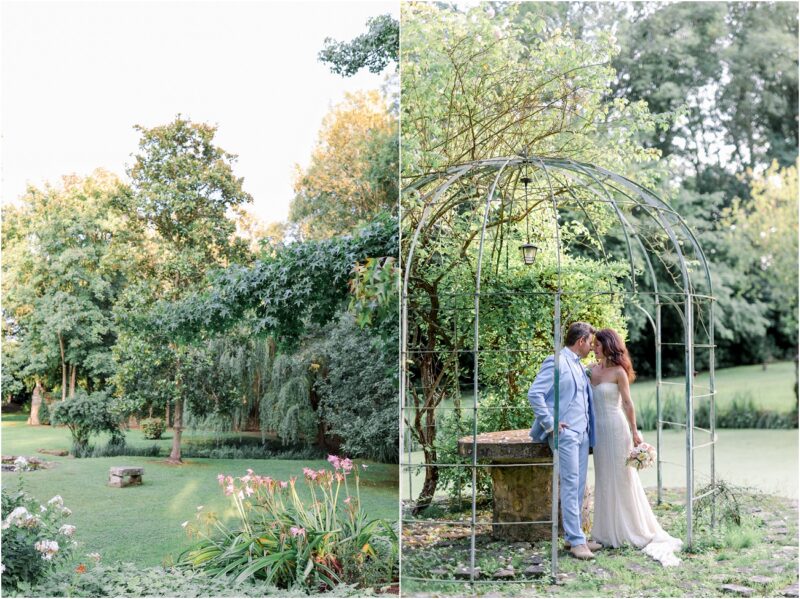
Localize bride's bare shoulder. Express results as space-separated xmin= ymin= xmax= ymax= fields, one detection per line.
xmin=612 ymin=365 xmax=629 ymax=383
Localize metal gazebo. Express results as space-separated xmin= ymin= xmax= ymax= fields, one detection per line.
xmin=400 ymin=155 xmax=718 ymax=591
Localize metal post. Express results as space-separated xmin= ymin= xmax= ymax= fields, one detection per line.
xmin=709 ymin=299 xmax=716 ymax=529
xmin=470 ymin=163 xmax=508 ymax=589
xmin=551 ymin=292 xmax=561 ymax=581
xmin=685 ymin=295 xmax=695 ymax=548
xmin=656 ymin=301 xmax=663 ymax=504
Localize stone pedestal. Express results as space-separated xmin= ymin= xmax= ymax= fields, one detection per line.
xmin=458 ymin=429 xmax=591 ymax=542
xmin=108 ymin=466 xmax=144 ymax=487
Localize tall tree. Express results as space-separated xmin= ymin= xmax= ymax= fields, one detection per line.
xmin=1 ymin=170 xmax=136 ymax=402
xmin=116 ymin=116 xmax=252 ymax=463
xmin=290 ymin=91 xmax=398 ymax=239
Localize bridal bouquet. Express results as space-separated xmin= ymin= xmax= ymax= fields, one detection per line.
xmin=626 ymin=442 xmax=656 ymax=470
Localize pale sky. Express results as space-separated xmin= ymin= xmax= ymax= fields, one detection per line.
xmin=1 ymin=0 xmax=397 ymax=225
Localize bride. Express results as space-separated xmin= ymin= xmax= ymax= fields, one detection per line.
xmin=589 ymin=328 xmax=683 ymax=567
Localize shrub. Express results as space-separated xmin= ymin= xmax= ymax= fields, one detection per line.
xmin=37 ymin=400 xmax=50 ymax=426
xmin=50 ymin=390 xmax=124 ymax=455
xmin=317 ymin=313 xmax=398 ymax=463
xmin=8 ymin=563 xmax=303 ymax=598
xmin=141 ymin=417 xmax=165 ymax=440
xmin=85 ymin=441 xmax=160 ymax=458
xmin=1 ymin=481 xmax=77 ymax=592
xmin=178 ymin=456 xmax=397 ymax=591
xmin=636 ymin=390 xmax=797 ymax=430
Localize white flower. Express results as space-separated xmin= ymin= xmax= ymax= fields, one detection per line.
xmin=59 ymin=524 xmax=77 ymax=537
xmin=3 ymin=506 xmax=32 ymax=529
xmin=34 ymin=539 xmax=59 ymax=560
xmin=0 ymin=563 xmax=4 ymax=573
xmin=87 ymin=552 xmax=101 ymax=563
xmin=14 ymin=456 xmax=28 ymax=470
xmin=47 ymin=495 xmax=64 ymax=508
xmin=40 ymin=505 xmax=47 ymax=513
xmin=181 ymin=521 xmax=189 ymax=528
xmin=196 ymin=505 xmax=204 ymax=511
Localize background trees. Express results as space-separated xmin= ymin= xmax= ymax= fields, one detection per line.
xmin=1 ymin=15 xmax=400 ymax=467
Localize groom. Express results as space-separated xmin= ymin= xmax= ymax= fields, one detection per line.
xmin=527 ymin=321 xmax=601 ymax=560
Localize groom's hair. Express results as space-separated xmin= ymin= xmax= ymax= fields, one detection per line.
xmin=565 ymin=322 xmax=595 ymax=346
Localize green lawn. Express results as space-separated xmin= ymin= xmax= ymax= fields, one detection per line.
xmin=631 ymin=360 xmax=797 ymax=412
xmin=1 ymin=416 xmax=398 ymax=567
xmin=402 ymin=429 xmax=800 ymax=500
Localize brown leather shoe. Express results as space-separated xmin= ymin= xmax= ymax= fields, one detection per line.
xmin=564 ymin=540 xmax=603 ymax=551
xmin=569 ymin=544 xmax=595 ymax=560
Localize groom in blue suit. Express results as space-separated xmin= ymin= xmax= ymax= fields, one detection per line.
xmin=528 ymin=322 xmax=600 ymax=560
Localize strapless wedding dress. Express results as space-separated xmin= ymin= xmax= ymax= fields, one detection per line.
xmin=591 ymin=382 xmax=683 ymax=567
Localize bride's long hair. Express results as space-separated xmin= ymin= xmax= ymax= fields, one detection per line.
xmin=596 ymin=328 xmax=636 ymax=383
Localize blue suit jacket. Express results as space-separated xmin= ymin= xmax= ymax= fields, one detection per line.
xmin=527 ymin=349 xmax=596 ymax=447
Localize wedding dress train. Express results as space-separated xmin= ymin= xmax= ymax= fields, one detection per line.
xmin=590 ymin=382 xmax=683 ymax=567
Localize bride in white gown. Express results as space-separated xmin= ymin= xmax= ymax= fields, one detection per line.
xmin=589 ymin=328 xmax=683 ymax=567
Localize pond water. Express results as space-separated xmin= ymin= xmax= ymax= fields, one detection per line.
xmin=401 ymin=429 xmax=799 ymax=501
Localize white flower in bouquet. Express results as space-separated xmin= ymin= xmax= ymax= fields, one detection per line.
xmin=626 ymin=442 xmax=656 ymax=470
xmin=59 ymin=524 xmax=77 ymax=536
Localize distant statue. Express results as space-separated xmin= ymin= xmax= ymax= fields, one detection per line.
xmin=28 ymin=381 xmax=44 ymax=426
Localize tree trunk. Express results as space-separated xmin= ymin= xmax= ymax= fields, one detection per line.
xmin=69 ymin=364 xmax=77 ymax=398
xmin=165 ymin=401 xmax=170 ymax=426
xmin=28 ymin=380 xmax=43 ymax=426
xmin=413 ymin=446 xmax=439 ymax=516
xmin=168 ymin=397 xmax=183 ymax=463
xmin=58 ymin=334 xmax=67 ymax=402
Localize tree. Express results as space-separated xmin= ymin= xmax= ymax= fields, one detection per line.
xmin=719 ymin=162 xmax=799 ymax=357
xmin=318 ymin=13 xmax=399 ymax=77
xmin=1 ymin=171 xmax=137 ymax=402
xmin=116 ymin=116 xmax=253 ymax=463
xmin=401 ymin=2 xmax=664 ymax=509
xmin=289 ymin=91 xmax=398 ymax=239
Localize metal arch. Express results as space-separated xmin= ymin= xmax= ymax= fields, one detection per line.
xmin=400 ymin=156 xmax=716 ymax=590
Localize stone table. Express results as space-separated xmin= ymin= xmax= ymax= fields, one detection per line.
xmin=458 ymin=429 xmax=590 ymax=542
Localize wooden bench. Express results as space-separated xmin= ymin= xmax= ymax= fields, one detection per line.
xmin=108 ymin=466 xmax=144 ymax=487
xmin=458 ymin=429 xmax=591 ymax=542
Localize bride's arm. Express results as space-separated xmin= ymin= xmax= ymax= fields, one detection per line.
xmin=618 ymin=370 xmax=643 ymax=445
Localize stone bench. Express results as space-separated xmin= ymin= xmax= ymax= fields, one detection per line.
xmin=108 ymin=466 xmax=143 ymax=487
xmin=458 ymin=429 xmax=590 ymax=542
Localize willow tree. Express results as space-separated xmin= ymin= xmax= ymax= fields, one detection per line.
xmin=401 ymin=2 xmax=670 ymax=508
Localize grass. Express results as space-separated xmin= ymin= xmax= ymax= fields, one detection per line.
xmin=1 ymin=415 xmax=398 ymax=567
xmin=402 ymin=429 xmax=799 ymax=501
xmin=401 ymin=488 xmax=800 ymax=597
xmin=630 ymin=360 xmax=797 ymax=413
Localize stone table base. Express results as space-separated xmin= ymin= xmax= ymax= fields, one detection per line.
xmin=458 ymin=429 xmax=590 ymax=542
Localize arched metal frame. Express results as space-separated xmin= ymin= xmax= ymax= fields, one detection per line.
xmin=400 ymin=156 xmax=717 ymax=590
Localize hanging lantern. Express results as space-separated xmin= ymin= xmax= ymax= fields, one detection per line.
xmin=520 ymin=161 xmax=537 ymax=266
xmin=519 ymin=242 xmax=538 ymax=265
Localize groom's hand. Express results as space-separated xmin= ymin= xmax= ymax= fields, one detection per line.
xmin=558 ymin=422 xmax=570 ymax=433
